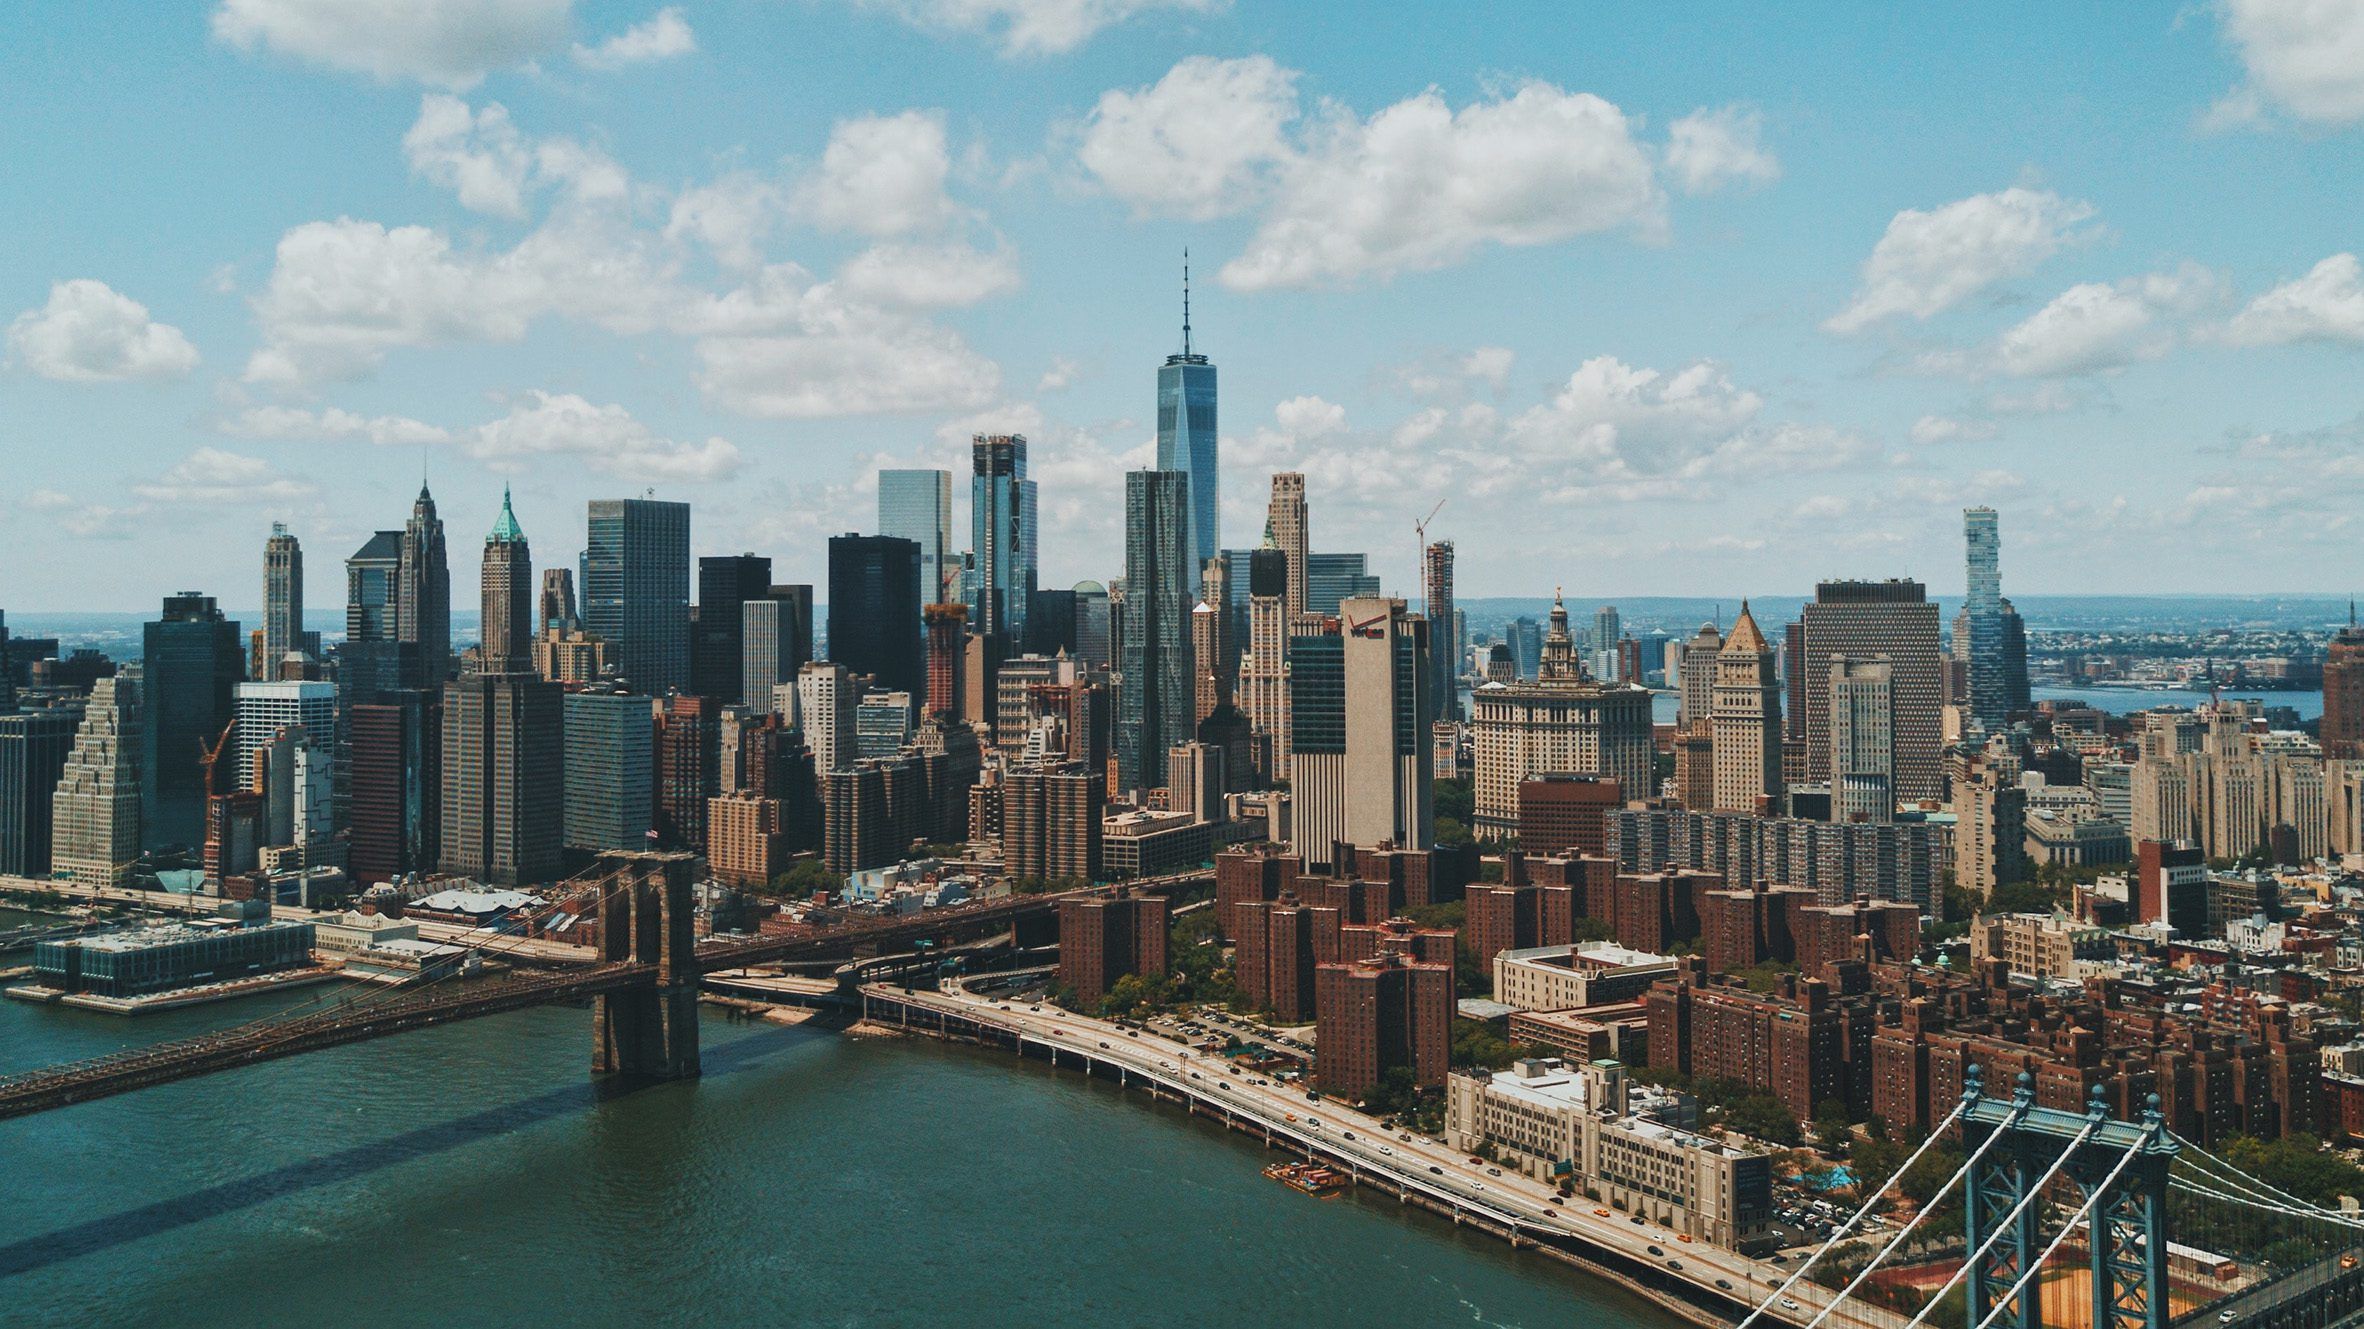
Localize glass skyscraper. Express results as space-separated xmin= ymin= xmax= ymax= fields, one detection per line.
xmin=1960 ymin=506 xmax=2007 ymax=728
xmin=141 ymin=592 xmax=243 ymax=851
xmin=1156 ymin=259 xmax=1218 ymax=571
xmin=878 ymin=469 xmax=955 ymax=606
xmin=969 ymin=435 xmax=1037 ymax=643
xmin=584 ymin=498 xmax=691 ymax=696
xmin=1118 ymin=471 xmax=1195 ymax=794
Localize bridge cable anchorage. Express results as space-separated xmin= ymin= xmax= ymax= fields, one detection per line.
xmin=1892 ymin=1115 xmax=2110 ymax=1329
xmin=1787 ymin=1093 xmax=2034 ymax=1329
xmin=1967 ymin=1122 xmax=2162 ymax=1329
xmin=1735 ymin=1096 xmax=1977 ymax=1329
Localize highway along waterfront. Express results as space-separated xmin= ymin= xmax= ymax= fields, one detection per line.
xmin=0 ymin=992 xmax=1699 ymax=1329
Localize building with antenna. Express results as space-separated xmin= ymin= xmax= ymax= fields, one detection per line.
xmin=1157 ymin=253 xmax=1219 ymax=572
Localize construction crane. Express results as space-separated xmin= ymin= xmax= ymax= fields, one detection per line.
xmin=1414 ymin=499 xmax=1446 ymax=589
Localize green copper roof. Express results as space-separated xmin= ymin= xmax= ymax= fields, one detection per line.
xmin=488 ymin=485 xmax=525 ymax=544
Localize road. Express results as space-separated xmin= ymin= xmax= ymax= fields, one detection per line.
xmin=901 ymin=977 xmax=1912 ymax=1329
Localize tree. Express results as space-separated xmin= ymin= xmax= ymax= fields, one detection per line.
xmin=1433 ymin=776 xmax=1474 ymax=824
xmin=1814 ymin=1100 xmax=1855 ymax=1158
xmin=1571 ymin=917 xmax=1615 ymax=944
xmin=1450 ymin=1017 xmax=1518 ymax=1070
xmin=768 ymin=860 xmax=844 ymax=897
xmin=1433 ymin=815 xmax=1475 ymax=848
xmin=1723 ymin=1095 xmax=1803 ymax=1148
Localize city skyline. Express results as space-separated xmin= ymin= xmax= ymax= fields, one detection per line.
xmin=8 ymin=4 xmax=2364 ymax=610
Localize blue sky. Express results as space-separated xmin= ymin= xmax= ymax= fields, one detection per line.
xmin=5 ymin=0 xmax=2363 ymax=613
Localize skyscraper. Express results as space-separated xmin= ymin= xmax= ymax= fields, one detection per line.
xmin=1829 ymin=657 xmax=1895 ymax=824
xmin=1237 ymin=544 xmax=1293 ymax=782
xmin=480 ymin=486 xmax=534 ymax=674
xmin=1798 ymin=580 xmax=1943 ymax=802
xmin=563 ymin=684 xmax=653 ymax=852
xmin=1424 ymin=541 xmax=1459 ymax=721
xmin=796 ymin=661 xmax=857 ymax=774
xmin=740 ymin=585 xmax=814 ymax=711
xmin=827 ymin=534 xmax=923 ymax=699
xmin=233 ymin=679 xmax=338 ymax=782
xmin=344 ymin=528 xmax=405 ymax=708
xmin=141 ymin=592 xmax=243 ymax=850
xmin=539 ymin=567 xmax=579 ymax=632
xmin=879 ymin=469 xmax=956 ymax=605
xmin=263 ymin=522 xmax=303 ymax=675
xmin=1468 ymin=592 xmax=1654 ymax=836
xmin=349 ymin=689 xmax=439 ymax=885
xmin=1290 ymin=597 xmax=1433 ymax=869
xmin=1593 ymin=605 xmax=1623 ymax=681
xmin=1118 ymin=470 xmax=1196 ymax=794
xmin=1958 ymin=506 xmax=2007 ymax=729
xmin=1711 ymin=602 xmax=1782 ymax=814
xmin=584 ymin=497 xmax=691 ymax=696
xmin=1305 ymin=552 xmax=1381 ymax=616
xmin=691 ymin=553 xmax=771 ymax=703
xmin=2324 ymin=607 xmax=2364 ymax=760
xmin=1072 ymin=581 xmax=1112 ymax=672
xmin=442 ymin=494 xmax=563 ymax=885
xmin=970 ymin=434 xmax=1037 ymax=643
xmin=1157 ymin=255 xmax=1219 ymax=571
xmin=398 ymin=484 xmax=452 ymax=689
xmin=52 ymin=673 xmax=142 ymax=888
xmin=1268 ymin=473 xmax=1308 ymax=622
xmin=0 ymin=703 xmax=81 ymax=878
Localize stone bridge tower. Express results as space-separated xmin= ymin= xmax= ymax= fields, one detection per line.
xmin=591 ymin=850 xmax=701 ymax=1079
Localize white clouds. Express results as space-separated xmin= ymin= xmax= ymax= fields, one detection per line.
xmin=244 ymin=219 xmax=533 ymax=382
xmin=8 ymin=280 xmax=200 ymax=383
xmin=404 ymin=95 xmax=533 ymax=217
xmin=793 ymin=111 xmax=966 ymax=237
xmin=836 ymin=241 xmax=1020 ymax=308
xmin=573 ymin=7 xmax=694 ymax=70
xmin=134 ymin=448 xmax=316 ymax=505
xmin=210 ymin=0 xmax=573 ymax=88
xmin=692 ymin=267 xmax=1001 ymax=417
xmin=1074 ymin=55 xmax=1298 ymax=220
xmin=1909 ymin=414 xmax=1999 ymax=445
xmin=846 ymin=0 xmax=1220 ymax=56
xmin=1664 ymin=104 xmax=1779 ymax=195
xmin=220 ymin=404 xmax=453 ymax=447
xmin=1273 ymin=395 xmax=1346 ymax=438
xmin=665 ymin=174 xmax=787 ymax=271
xmin=1223 ymin=83 xmax=1663 ymax=290
xmin=1461 ymin=346 xmax=1516 ymax=391
xmin=2226 ymin=252 xmax=2364 ymax=344
xmin=2208 ymin=0 xmax=2364 ymax=127
xmin=1825 ymin=187 xmax=2099 ymax=333
xmin=470 ymin=391 xmax=741 ymax=481
xmin=1992 ymin=265 xmax=2225 ymax=377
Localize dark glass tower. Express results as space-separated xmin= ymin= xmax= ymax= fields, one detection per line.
xmin=141 ymin=592 xmax=244 ymax=850
xmin=584 ymin=498 xmax=692 ymax=696
xmin=827 ymin=534 xmax=923 ymax=700
xmin=969 ymin=435 xmax=1036 ymax=644
xmin=1118 ymin=470 xmax=1195 ymax=794
xmin=692 ymin=553 xmax=772 ymax=702
xmin=1157 ymin=254 xmax=1219 ymax=571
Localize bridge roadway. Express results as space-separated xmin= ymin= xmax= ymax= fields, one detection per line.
xmin=0 ymin=869 xmax=1216 ymax=1122
xmin=879 ymin=977 xmax=1914 ymax=1329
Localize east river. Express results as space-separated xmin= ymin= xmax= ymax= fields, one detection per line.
xmin=0 ymin=986 xmax=1694 ymax=1329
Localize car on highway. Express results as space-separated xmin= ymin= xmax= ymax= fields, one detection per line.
xmin=1780 ymin=1298 xmax=1800 ymax=1311
xmin=1594 ymin=1209 xmax=1611 ymax=1218
xmin=1716 ymin=1280 xmax=1732 ymax=1290
xmin=1378 ymin=1146 xmax=1393 ymax=1156
xmin=1648 ymin=1246 xmax=1663 ymax=1257
xmin=1667 ymin=1261 xmax=1682 ymax=1271
xmin=1342 ymin=1131 xmax=1355 ymax=1140
xmin=1098 ymin=1042 xmax=1109 ymax=1049
xmin=1486 ymin=1167 xmax=1501 ymax=1177
xmin=1429 ymin=1166 xmax=1443 ymax=1175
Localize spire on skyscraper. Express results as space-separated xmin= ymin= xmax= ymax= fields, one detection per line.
xmin=1182 ymin=247 xmax=1192 ymax=358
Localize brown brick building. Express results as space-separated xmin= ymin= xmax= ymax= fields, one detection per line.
xmin=1057 ymin=890 xmax=1171 ymax=1006
xmin=1516 ymin=772 xmax=1622 ymax=857
xmin=1314 ymin=950 xmax=1454 ymax=1100
xmin=1003 ymin=765 xmax=1103 ymax=883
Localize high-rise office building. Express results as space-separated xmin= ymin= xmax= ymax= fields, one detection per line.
xmin=923 ymin=602 xmax=968 ymax=721
xmin=0 ymin=703 xmax=81 ymax=878
xmin=691 ymin=553 xmax=771 ymax=704
xmin=1306 ymin=552 xmax=1381 ymax=616
xmin=1073 ymin=581 xmax=1112 ymax=672
xmin=1469 ymin=592 xmax=1654 ymax=836
xmin=741 ymin=585 xmax=814 ymax=712
xmin=1157 ymin=256 xmax=1219 ymax=571
xmin=1118 ymin=470 xmax=1196 ymax=794
xmin=480 ymin=487 xmax=534 ymax=674
xmin=1593 ymin=605 xmax=1622 ymax=681
xmin=233 ymin=680 xmax=338 ymax=784
xmin=1798 ymin=580 xmax=1943 ymax=802
xmin=797 ymin=661 xmax=857 ymax=774
xmin=398 ymin=483 xmax=452 ymax=689
xmin=1829 ymin=657 xmax=1895 ymax=824
xmin=344 ymin=529 xmax=405 ymax=708
xmin=141 ymin=592 xmax=243 ymax=851
xmin=1238 ymin=544 xmax=1293 ymax=784
xmin=1290 ymin=596 xmax=1433 ymax=867
xmin=539 ymin=567 xmax=579 ymax=632
xmin=879 ymin=469 xmax=956 ymax=605
xmin=1268 ymin=473 xmax=1308 ymax=622
xmin=263 ymin=522 xmax=304 ymax=675
xmin=654 ymin=694 xmax=719 ymax=848
xmin=970 ymin=434 xmax=1037 ymax=643
xmin=1677 ymin=621 xmax=1724 ymax=731
xmin=442 ymin=495 xmax=564 ymax=885
xmin=1424 ymin=541 xmax=1459 ymax=722
xmin=349 ymin=689 xmax=439 ymax=885
xmin=563 ymin=684 xmax=653 ymax=852
xmin=584 ymin=497 xmax=691 ymax=696
xmin=2325 ymin=608 xmax=2364 ymax=760
xmin=1957 ymin=506 xmax=2008 ymax=730
xmin=827 ymin=534 xmax=923 ymax=700
xmin=1711 ymin=602 xmax=1782 ymax=814
xmin=51 ymin=673 xmax=142 ymax=888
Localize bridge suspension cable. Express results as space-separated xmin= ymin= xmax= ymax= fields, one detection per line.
xmin=2171 ymin=1137 xmax=2364 ymax=1225
xmin=1965 ymin=1121 xmax=2161 ymax=1329
xmin=1891 ymin=1114 xmax=2108 ymax=1329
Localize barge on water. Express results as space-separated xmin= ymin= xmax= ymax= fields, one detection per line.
xmin=1264 ymin=1161 xmax=1347 ymax=1196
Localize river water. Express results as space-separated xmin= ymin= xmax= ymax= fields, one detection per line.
xmin=0 ymin=990 xmax=1691 ymax=1329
